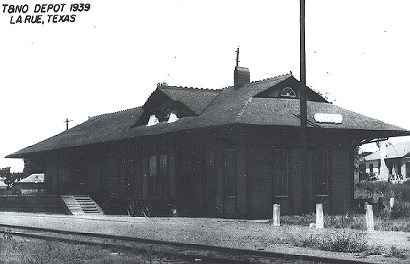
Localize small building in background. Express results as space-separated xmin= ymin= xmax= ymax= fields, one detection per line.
xmin=362 ymin=141 xmax=410 ymax=182
xmin=0 ymin=178 xmax=7 ymax=194
xmin=13 ymin=173 xmax=45 ymax=195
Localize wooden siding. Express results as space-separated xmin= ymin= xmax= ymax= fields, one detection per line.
xmin=38 ymin=126 xmax=356 ymax=217
xmin=247 ymin=147 xmax=272 ymax=217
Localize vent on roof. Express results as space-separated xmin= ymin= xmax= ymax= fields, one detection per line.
xmin=147 ymin=115 xmax=159 ymax=126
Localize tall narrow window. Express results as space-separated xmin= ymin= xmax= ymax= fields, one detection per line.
xmin=148 ymin=155 xmax=157 ymax=198
xmin=313 ymin=150 xmax=329 ymax=196
xmin=224 ymin=149 xmax=236 ymax=198
xmin=369 ymin=163 xmax=374 ymax=173
xmin=273 ymin=149 xmax=289 ymax=197
xmin=159 ymin=154 xmax=168 ymax=198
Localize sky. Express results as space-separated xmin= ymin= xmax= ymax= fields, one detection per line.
xmin=1 ymin=0 xmax=410 ymax=172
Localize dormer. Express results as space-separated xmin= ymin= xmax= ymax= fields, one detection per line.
xmin=253 ymin=76 xmax=328 ymax=103
xmin=132 ymin=85 xmax=199 ymax=128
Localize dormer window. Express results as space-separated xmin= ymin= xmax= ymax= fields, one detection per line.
xmin=280 ymin=87 xmax=297 ymax=98
xmin=167 ymin=112 xmax=179 ymax=123
xmin=147 ymin=115 xmax=159 ymax=126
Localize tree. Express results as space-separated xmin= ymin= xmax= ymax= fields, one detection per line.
xmin=0 ymin=167 xmax=13 ymax=189
xmin=0 ymin=167 xmax=24 ymax=189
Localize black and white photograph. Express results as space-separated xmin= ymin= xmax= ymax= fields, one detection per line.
xmin=0 ymin=1 xmax=409 ymax=263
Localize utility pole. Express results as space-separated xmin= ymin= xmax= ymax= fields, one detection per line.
xmin=299 ymin=0 xmax=309 ymax=213
xmin=64 ymin=118 xmax=73 ymax=131
xmin=235 ymin=47 xmax=240 ymax=67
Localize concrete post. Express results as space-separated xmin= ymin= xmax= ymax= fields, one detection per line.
xmin=366 ymin=204 xmax=374 ymax=231
xmin=273 ymin=204 xmax=280 ymax=226
xmin=389 ymin=197 xmax=395 ymax=211
xmin=316 ymin=204 xmax=324 ymax=229
xmin=379 ymin=143 xmax=389 ymax=180
xmin=400 ymin=162 xmax=406 ymax=181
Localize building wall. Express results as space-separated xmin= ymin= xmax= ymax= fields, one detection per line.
xmin=38 ymin=126 xmax=356 ymax=217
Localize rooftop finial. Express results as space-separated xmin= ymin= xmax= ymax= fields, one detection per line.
xmin=235 ymin=47 xmax=240 ymax=67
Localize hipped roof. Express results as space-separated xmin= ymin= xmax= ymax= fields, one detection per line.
xmin=364 ymin=141 xmax=410 ymax=161
xmin=19 ymin=173 xmax=45 ymax=183
xmin=7 ymin=74 xmax=410 ymax=158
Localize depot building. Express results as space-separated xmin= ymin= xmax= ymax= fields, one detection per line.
xmin=7 ymin=66 xmax=409 ymax=218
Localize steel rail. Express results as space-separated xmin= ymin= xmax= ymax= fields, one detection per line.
xmin=0 ymin=223 xmax=374 ymax=264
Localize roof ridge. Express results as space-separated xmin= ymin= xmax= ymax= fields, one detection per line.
xmin=158 ymin=84 xmax=220 ymax=92
xmin=249 ymin=72 xmax=293 ymax=85
xmin=89 ymin=106 xmax=141 ymax=119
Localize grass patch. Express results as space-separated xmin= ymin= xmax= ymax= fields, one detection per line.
xmin=282 ymin=212 xmax=410 ymax=232
xmin=0 ymin=235 xmax=185 ymax=263
xmin=291 ymin=230 xmax=370 ymax=253
xmin=280 ymin=181 xmax=410 ymax=232
xmin=388 ymin=245 xmax=408 ymax=260
xmin=281 ymin=213 xmax=367 ymax=230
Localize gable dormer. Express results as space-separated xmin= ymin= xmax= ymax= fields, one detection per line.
xmin=254 ymin=76 xmax=328 ymax=103
xmin=132 ymin=83 xmax=221 ymax=128
xmin=132 ymin=85 xmax=197 ymax=128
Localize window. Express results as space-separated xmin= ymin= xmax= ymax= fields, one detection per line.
xmin=313 ymin=150 xmax=329 ymax=196
xmin=147 ymin=115 xmax=159 ymax=126
xmin=273 ymin=149 xmax=289 ymax=197
xmin=280 ymin=87 xmax=297 ymax=98
xmin=148 ymin=155 xmax=157 ymax=197
xmin=148 ymin=154 xmax=168 ymax=199
xmin=369 ymin=163 xmax=374 ymax=173
xmin=224 ymin=149 xmax=236 ymax=198
xmin=159 ymin=154 xmax=168 ymax=198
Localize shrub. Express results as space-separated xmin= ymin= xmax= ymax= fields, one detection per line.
xmin=292 ymin=230 xmax=370 ymax=253
xmin=321 ymin=231 xmax=368 ymax=253
xmin=388 ymin=245 xmax=408 ymax=260
xmin=390 ymin=202 xmax=410 ymax=218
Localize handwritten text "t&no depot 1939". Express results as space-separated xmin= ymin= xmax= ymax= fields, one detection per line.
xmin=2 ymin=4 xmax=91 ymax=24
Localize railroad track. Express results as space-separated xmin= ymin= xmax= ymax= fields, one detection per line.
xmin=0 ymin=223 xmax=370 ymax=264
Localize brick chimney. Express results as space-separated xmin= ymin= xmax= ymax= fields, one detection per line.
xmin=234 ymin=66 xmax=250 ymax=90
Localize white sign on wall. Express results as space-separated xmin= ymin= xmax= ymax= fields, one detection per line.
xmin=314 ymin=113 xmax=343 ymax=124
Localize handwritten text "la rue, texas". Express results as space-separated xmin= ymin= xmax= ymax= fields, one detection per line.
xmin=2 ymin=4 xmax=91 ymax=24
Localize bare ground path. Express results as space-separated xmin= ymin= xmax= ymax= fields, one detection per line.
xmin=0 ymin=212 xmax=408 ymax=263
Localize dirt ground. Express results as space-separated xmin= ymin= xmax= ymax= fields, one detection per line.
xmin=0 ymin=212 xmax=408 ymax=263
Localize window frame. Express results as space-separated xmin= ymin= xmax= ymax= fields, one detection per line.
xmin=147 ymin=153 xmax=168 ymax=199
xmin=224 ymin=149 xmax=236 ymax=198
xmin=313 ymin=150 xmax=330 ymax=197
xmin=273 ymin=149 xmax=289 ymax=198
